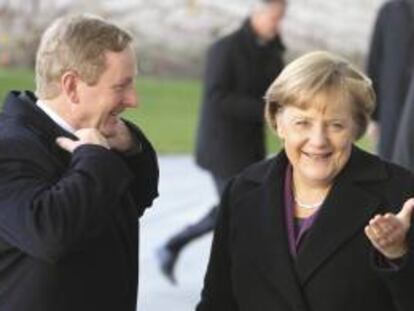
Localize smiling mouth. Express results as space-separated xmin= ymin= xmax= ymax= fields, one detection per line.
xmin=302 ymin=152 xmax=332 ymax=160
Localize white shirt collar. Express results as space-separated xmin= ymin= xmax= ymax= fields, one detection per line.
xmin=36 ymin=99 xmax=76 ymax=134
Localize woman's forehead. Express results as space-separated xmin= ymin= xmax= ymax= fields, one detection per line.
xmin=289 ymin=90 xmax=353 ymax=115
xmin=283 ymin=99 xmax=353 ymax=120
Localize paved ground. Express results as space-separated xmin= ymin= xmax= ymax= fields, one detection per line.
xmin=137 ymin=155 xmax=217 ymax=311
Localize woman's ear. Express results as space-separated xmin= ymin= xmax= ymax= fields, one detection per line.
xmin=61 ymin=71 xmax=80 ymax=104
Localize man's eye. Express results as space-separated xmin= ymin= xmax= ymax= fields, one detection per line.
xmin=331 ymin=123 xmax=344 ymax=130
xmin=295 ymin=121 xmax=309 ymax=127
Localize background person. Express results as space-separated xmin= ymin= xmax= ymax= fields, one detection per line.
xmin=196 ymin=51 xmax=414 ymax=311
xmin=366 ymin=0 xmax=414 ymax=160
xmin=392 ymin=73 xmax=414 ymax=172
xmin=0 ymin=14 xmax=158 ymax=311
xmin=157 ymin=0 xmax=286 ymax=284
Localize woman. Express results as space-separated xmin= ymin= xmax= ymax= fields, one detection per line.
xmin=196 ymin=51 xmax=414 ymax=311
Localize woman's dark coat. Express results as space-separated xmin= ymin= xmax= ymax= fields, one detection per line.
xmin=197 ymin=147 xmax=414 ymax=311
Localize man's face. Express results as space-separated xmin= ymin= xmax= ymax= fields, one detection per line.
xmin=255 ymin=3 xmax=286 ymax=41
xmin=73 ymin=44 xmax=138 ymax=137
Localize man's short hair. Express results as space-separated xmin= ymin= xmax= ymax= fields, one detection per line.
xmin=263 ymin=0 xmax=286 ymax=3
xmin=35 ymin=14 xmax=133 ymax=99
xmin=253 ymin=0 xmax=286 ymax=13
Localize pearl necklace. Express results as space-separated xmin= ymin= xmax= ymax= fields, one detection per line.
xmin=294 ymin=197 xmax=324 ymax=209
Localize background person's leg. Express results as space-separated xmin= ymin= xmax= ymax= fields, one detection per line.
xmin=157 ymin=174 xmax=229 ymax=284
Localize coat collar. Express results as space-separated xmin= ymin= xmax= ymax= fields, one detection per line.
xmin=238 ymin=146 xmax=386 ymax=308
xmin=3 ymin=91 xmax=77 ymax=167
xmin=3 ymin=91 xmax=77 ymax=142
xmin=239 ymin=19 xmax=285 ymax=54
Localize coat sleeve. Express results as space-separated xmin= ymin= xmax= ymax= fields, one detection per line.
xmin=119 ymin=120 xmax=159 ymax=216
xmin=196 ymin=180 xmax=238 ymax=311
xmin=0 ymin=140 xmax=134 ymax=263
xmin=371 ymin=177 xmax=414 ymax=311
xmin=204 ymin=41 xmax=265 ymax=124
xmin=373 ymin=227 xmax=414 ymax=311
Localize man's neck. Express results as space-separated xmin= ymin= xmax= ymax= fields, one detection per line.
xmin=36 ymin=98 xmax=76 ymax=134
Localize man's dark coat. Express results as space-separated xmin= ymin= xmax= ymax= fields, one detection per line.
xmin=0 ymin=91 xmax=158 ymax=311
xmin=367 ymin=0 xmax=414 ymax=160
xmin=195 ymin=21 xmax=285 ymax=178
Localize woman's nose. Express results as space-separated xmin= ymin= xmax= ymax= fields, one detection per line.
xmin=308 ymin=125 xmax=328 ymax=146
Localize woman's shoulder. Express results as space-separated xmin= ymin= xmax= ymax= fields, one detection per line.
xmin=349 ymin=147 xmax=414 ymax=180
xmin=236 ymin=153 xmax=285 ymax=181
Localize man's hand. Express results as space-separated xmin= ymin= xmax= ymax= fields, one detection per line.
xmin=365 ymin=198 xmax=414 ymax=259
xmin=103 ymin=119 xmax=135 ymax=152
xmin=56 ymin=128 xmax=110 ymax=153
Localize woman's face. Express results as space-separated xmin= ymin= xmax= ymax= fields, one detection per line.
xmin=276 ymin=98 xmax=356 ymax=188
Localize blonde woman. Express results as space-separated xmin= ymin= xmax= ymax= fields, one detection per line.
xmin=196 ymin=51 xmax=414 ymax=311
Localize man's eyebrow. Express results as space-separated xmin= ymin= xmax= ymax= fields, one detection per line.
xmin=112 ymin=77 xmax=134 ymax=88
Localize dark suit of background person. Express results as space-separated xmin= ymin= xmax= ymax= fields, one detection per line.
xmin=366 ymin=0 xmax=414 ymax=160
xmin=392 ymin=73 xmax=414 ymax=172
xmin=157 ymin=0 xmax=286 ymax=284
xmin=0 ymin=16 xmax=159 ymax=311
xmin=196 ymin=148 xmax=414 ymax=311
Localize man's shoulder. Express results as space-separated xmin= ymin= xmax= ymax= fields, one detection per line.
xmin=0 ymin=117 xmax=42 ymax=157
xmin=208 ymin=26 xmax=242 ymax=54
xmin=379 ymin=0 xmax=412 ymax=19
xmin=123 ymin=120 xmax=157 ymax=156
xmin=0 ymin=92 xmax=46 ymax=156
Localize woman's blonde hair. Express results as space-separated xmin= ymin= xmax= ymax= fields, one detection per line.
xmin=35 ymin=14 xmax=133 ymax=99
xmin=265 ymin=51 xmax=375 ymax=139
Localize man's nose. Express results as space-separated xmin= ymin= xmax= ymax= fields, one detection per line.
xmin=124 ymin=89 xmax=138 ymax=108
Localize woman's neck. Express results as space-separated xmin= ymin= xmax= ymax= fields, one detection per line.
xmin=292 ymin=172 xmax=332 ymax=206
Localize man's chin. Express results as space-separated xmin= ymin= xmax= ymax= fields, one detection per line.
xmin=99 ymin=126 xmax=117 ymax=138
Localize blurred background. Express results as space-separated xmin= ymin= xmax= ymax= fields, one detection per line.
xmin=0 ymin=0 xmax=382 ymax=153
xmin=0 ymin=0 xmax=384 ymax=310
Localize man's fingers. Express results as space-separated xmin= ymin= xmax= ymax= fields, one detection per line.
xmin=56 ymin=129 xmax=110 ymax=153
xmin=75 ymin=128 xmax=110 ymax=149
xmin=56 ymin=137 xmax=79 ymax=153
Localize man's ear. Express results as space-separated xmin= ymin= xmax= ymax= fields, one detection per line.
xmin=61 ymin=71 xmax=80 ymax=104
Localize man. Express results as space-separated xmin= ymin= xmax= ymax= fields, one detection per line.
xmin=392 ymin=73 xmax=414 ymax=172
xmin=0 ymin=14 xmax=158 ymax=311
xmin=157 ymin=0 xmax=286 ymax=284
xmin=366 ymin=0 xmax=414 ymax=160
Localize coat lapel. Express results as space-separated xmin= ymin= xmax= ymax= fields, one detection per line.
xmin=294 ymin=147 xmax=387 ymax=285
xmin=243 ymin=154 xmax=309 ymax=311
